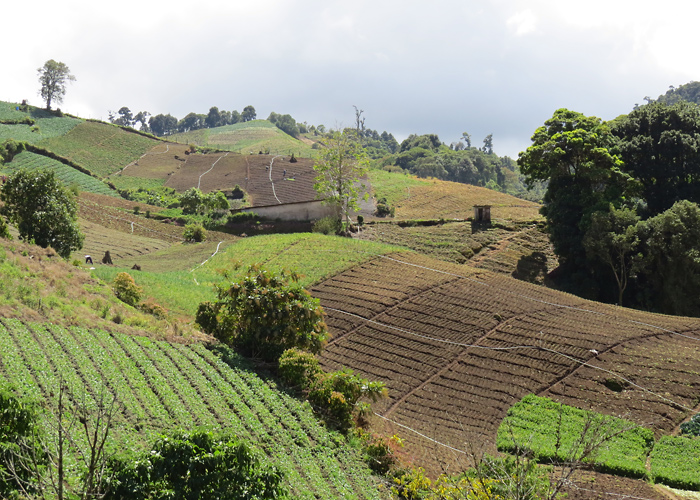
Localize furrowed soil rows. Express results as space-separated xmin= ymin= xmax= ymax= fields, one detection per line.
xmin=311 ymin=252 xmax=700 ymax=475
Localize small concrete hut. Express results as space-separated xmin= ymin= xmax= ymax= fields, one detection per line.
xmin=473 ymin=205 xmax=491 ymax=223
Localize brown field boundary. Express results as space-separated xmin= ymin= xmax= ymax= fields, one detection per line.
xmin=311 ymin=252 xmax=700 ymax=475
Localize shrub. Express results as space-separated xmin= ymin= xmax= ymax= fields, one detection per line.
xmin=375 ymin=197 xmax=394 ymax=218
xmin=227 ymin=211 xmax=258 ymax=223
xmin=231 ymin=184 xmax=245 ymax=199
xmin=312 ymin=216 xmax=342 ymax=235
xmin=680 ymin=413 xmax=700 ymax=437
xmin=106 ymin=430 xmax=286 ymax=500
xmin=140 ymin=298 xmax=167 ymax=319
xmin=356 ymin=214 xmax=364 ymax=226
xmin=112 ymin=272 xmax=142 ymax=307
xmin=197 ymin=265 xmax=329 ymax=362
xmin=0 ymin=215 xmax=11 ymax=240
xmin=183 ymin=224 xmax=206 ymax=242
xmin=278 ymin=348 xmax=322 ymax=389
xmin=308 ymin=368 xmax=386 ymax=431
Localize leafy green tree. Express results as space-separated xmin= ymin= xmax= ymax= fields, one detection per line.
xmin=313 ymin=130 xmax=369 ymax=226
xmin=179 ymin=187 xmax=205 ymax=214
xmin=205 ymin=106 xmax=222 ymax=128
xmin=196 ymin=265 xmax=328 ymax=361
xmin=482 ymin=133 xmax=494 ymax=154
xmin=112 ymin=107 xmax=134 ymax=127
xmin=611 ymin=101 xmax=700 ymax=216
xmin=37 ymin=60 xmax=75 ymax=110
xmin=656 ymin=81 xmax=700 ymax=106
xmin=177 ymin=112 xmax=205 ymax=133
xmin=635 ymin=200 xmax=700 ymax=316
xmin=518 ymin=109 xmax=636 ymax=281
xmin=107 ymin=430 xmax=285 ymax=500
xmin=268 ymin=112 xmax=299 ymax=137
xmin=583 ymin=206 xmax=641 ymax=306
xmin=148 ymin=113 xmax=178 ymax=136
xmin=241 ymin=105 xmax=257 ymax=122
xmin=0 ymin=169 xmax=84 ymax=258
xmin=133 ymin=111 xmax=150 ymax=132
xmin=204 ymin=190 xmax=230 ymax=212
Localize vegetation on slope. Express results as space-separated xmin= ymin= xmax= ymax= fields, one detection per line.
xmin=91 ymin=233 xmax=406 ymax=317
xmin=38 ymin=121 xmax=158 ymax=177
xmin=170 ymin=120 xmax=316 ymax=157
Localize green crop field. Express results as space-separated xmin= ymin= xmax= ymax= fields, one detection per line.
xmin=91 ymin=233 xmax=406 ymax=317
xmin=650 ymin=435 xmax=700 ymax=490
xmin=170 ymin=120 xmax=316 ymax=157
xmin=497 ymin=394 xmax=654 ymax=478
xmin=3 ymin=151 xmax=117 ymax=196
xmin=0 ymin=318 xmax=382 ymax=499
xmin=0 ymin=101 xmax=82 ymax=143
xmin=38 ymin=121 xmax=158 ymax=177
xmin=368 ymin=169 xmax=431 ymax=207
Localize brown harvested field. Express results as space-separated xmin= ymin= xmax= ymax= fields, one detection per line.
xmin=77 ymin=220 xmax=171 ymax=261
xmin=310 ymin=252 xmax=700 ymax=478
xmin=394 ymin=180 xmax=542 ymax=222
xmin=122 ymin=147 xmax=319 ymax=207
xmin=120 ymin=142 xmax=191 ymax=179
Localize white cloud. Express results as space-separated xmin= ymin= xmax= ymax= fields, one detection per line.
xmin=507 ymin=10 xmax=537 ymax=36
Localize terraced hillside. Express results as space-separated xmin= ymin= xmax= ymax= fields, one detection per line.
xmin=170 ymin=119 xmax=316 ymax=157
xmin=310 ymin=252 xmax=700 ymax=480
xmin=0 ymin=318 xmax=382 ymax=499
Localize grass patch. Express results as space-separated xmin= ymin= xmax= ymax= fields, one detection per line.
xmin=3 ymin=151 xmax=117 ymax=196
xmin=91 ymin=233 xmax=405 ymax=317
xmin=497 ymin=394 xmax=654 ymax=479
xmin=367 ymin=169 xmax=430 ymax=207
xmin=650 ymin=435 xmax=700 ymax=490
xmin=38 ymin=121 xmax=157 ymax=177
xmin=109 ymin=174 xmax=167 ymax=191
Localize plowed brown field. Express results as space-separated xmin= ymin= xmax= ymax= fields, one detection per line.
xmin=311 ymin=253 xmax=700 ymax=483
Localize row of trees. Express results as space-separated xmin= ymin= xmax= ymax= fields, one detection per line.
xmin=379 ymin=132 xmax=538 ymax=199
xmin=519 ymin=100 xmax=700 ymax=315
xmin=109 ymin=105 xmax=258 ymax=136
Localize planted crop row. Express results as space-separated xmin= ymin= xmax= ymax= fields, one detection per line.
xmin=0 ymin=320 xmax=382 ymax=498
xmin=498 ymin=395 xmax=654 ymax=479
xmin=5 ymin=151 xmax=116 ymax=196
xmin=650 ymin=435 xmax=700 ymax=490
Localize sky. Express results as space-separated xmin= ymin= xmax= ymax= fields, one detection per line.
xmin=3 ymin=0 xmax=698 ymax=158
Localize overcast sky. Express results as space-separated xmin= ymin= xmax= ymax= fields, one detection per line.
xmin=3 ymin=1 xmax=698 ymax=158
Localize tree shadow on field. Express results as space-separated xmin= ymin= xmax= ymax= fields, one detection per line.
xmin=512 ymin=251 xmax=548 ymax=284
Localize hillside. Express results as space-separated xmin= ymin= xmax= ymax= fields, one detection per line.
xmin=169 ymin=119 xmax=316 ymax=157
xmin=310 ymin=252 xmax=700 ymax=486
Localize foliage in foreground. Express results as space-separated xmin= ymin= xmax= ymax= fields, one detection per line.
xmin=0 ymin=168 xmax=84 ymax=258
xmin=197 ymin=264 xmax=329 ymax=361
xmin=107 ymin=430 xmax=286 ymax=500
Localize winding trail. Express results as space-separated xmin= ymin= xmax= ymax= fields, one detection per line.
xmin=197 ymin=153 xmax=229 ymax=189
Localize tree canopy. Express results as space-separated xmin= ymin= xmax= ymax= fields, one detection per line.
xmin=196 ymin=265 xmax=328 ymax=361
xmin=0 ymin=169 xmax=84 ymax=258
xmin=313 ymin=130 xmax=369 ymax=225
xmin=37 ymin=60 xmax=75 ymax=111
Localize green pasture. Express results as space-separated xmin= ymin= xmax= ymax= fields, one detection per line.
xmin=91 ymin=233 xmax=406 ymax=317
xmin=3 ymin=151 xmax=117 ymax=196
xmin=38 ymin=121 xmax=157 ymax=177
xmin=108 ymin=174 xmax=167 ymax=191
xmin=498 ymin=394 xmax=654 ymax=478
xmin=0 ymin=318 xmax=382 ymax=499
xmin=367 ymin=169 xmax=429 ymax=206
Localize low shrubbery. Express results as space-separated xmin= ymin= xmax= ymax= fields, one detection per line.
xmin=112 ymin=272 xmax=142 ymax=307
xmin=312 ymin=215 xmax=342 ymax=235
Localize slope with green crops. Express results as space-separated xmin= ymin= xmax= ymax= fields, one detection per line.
xmin=2 ymin=151 xmax=117 ymax=196
xmin=37 ymin=121 xmax=159 ymax=177
xmin=170 ymin=120 xmax=316 ymax=157
xmin=0 ymin=318 xmax=382 ymax=499
xmin=0 ymin=100 xmax=82 ymax=143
